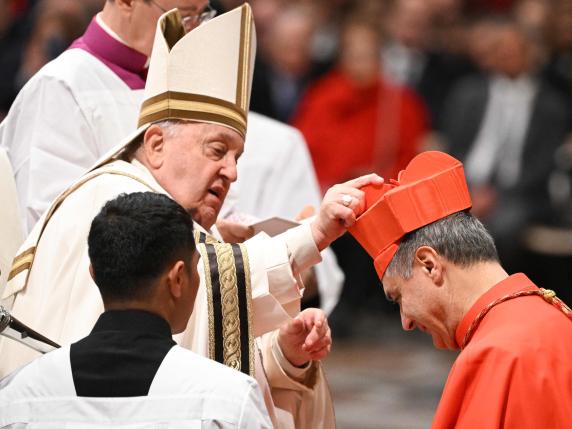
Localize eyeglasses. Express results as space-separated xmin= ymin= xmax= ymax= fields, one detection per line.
xmin=149 ymin=1 xmax=217 ymax=31
xmin=182 ymin=5 xmax=216 ymax=30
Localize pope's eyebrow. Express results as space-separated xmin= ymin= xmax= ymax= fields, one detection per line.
xmin=204 ymin=131 xmax=228 ymax=142
xmin=384 ymin=291 xmax=395 ymax=303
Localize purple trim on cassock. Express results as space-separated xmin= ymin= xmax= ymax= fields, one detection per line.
xmin=69 ymin=18 xmax=147 ymax=90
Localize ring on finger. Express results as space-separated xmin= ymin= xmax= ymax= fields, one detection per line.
xmin=341 ymin=194 xmax=353 ymax=207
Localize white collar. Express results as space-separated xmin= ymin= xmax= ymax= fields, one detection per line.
xmin=96 ymin=13 xmax=130 ymax=46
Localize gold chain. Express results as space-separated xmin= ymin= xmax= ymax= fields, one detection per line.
xmin=462 ymin=288 xmax=572 ymax=348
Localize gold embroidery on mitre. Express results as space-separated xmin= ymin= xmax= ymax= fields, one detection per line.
xmin=137 ymin=92 xmax=247 ymax=136
xmin=161 ymin=10 xmax=186 ymax=50
xmin=215 ymin=244 xmax=242 ymax=371
xmin=236 ymin=5 xmax=253 ymax=113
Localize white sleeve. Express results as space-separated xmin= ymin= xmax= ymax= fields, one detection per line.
xmin=238 ymin=380 xmax=274 ymax=429
xmin=176 ymin=224 xmax=321 ymax=353
xmin=246 ymin=222 xmax=321 ymax=337
xmin=246 ymin=128 xmax=344 ymax=316
xmin=6 ymin=75 xmax=100 ymax=233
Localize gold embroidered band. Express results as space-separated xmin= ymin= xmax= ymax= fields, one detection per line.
xmin=8 ymin=247 xmax=36 ymax=281
xmin=138 ymin=92 xmax=247 ymax=137
xmin=236 ymin=5 xmax=253 ymax=111
xmin=216 ymin=244 xmax=242 ymax=371
xmin=237 ymin=243 xmax=255 ymax=376
xmin=198 ymin=236 xmax=254 ymax=377
xmin=197 ymin=242 xmax=216 ymax=361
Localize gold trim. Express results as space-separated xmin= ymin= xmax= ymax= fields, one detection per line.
xmin=243 ymin=6 xmax=253 ymax=111
xmin=138 ymin=110 xmax=246 ymax=137
xmin=12 ymin=168 xmax=160 ymax=291
xmin=142 ymin=92 xmax=244 ymax=114
xmin=462 ymin=288 xmax=572 ymax=348
xmin=7 ymin=254 xmax=34 ymax=282
xmin=236 ymin=5 xmax=253 ymax=112
xmin=239 ymin=243 xmax=255 ymax=377
xmin=139 ymin=99 xmax=246 ymax=126
xmin=162 ymin=10 xmax=186 ymax=51
xmin=137 ymin=92 xmax=247 ymax=136
xmin=10 ymin=247 xmax=35 ymax=268
xmin=215 ymin=244 xmax=242 ymax=371
xmin=41 ymin=169 xmax=160 ymax=239
xmin=202 ymin=233 xmax=220 ymax=245
xmin=236 ymin=8 xmax=246 ymax=108
xmin=198 ymin=244 xmax=216 ymax=360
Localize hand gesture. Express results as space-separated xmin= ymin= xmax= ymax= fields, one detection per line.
xmin=311 ymin=173 xmax=384 ymax=250
xmin=278 ymin=308 xmax=332 ymax=367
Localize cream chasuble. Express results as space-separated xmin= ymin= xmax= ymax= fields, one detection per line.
xmin=0 ymin=159 xmax=334 ymax=428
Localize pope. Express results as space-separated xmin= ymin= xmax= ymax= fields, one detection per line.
xmin=0 ymin=5 xmax=382 ymax=428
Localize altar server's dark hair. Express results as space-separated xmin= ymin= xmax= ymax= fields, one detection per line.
xmin=88 ymin=192 xmax=195 ymax=302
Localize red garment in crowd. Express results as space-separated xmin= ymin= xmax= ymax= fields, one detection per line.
xmin=292 ymin=70 xmax=428 ymax=192
xmin=432 ymin=273 xmax=572 ymax=429
xmin=9 ymin=0 xmax=28 ymax=15
xmin=467 ymin=0 xmax=515 ymax=13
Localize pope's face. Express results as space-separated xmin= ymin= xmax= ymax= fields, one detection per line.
xmin=382 ymin=268 xmax=456 ymax=350
xmin=156 ymin=122 xmax=244 ymax=230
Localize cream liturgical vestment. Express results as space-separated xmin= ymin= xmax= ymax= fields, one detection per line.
xmin=0 ymin=345 xmax=272 ymax=428
xmin=0 ymin=148 xmax=22 ymax=290
xmin=1 ymin=6 xmax=335 ymax=427
xmin=0 ymin=12 xmax=342 ymax=315
xmin=0 ymin=159 xmax=335 ymax=428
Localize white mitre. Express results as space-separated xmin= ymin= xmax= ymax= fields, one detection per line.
xmin=92 ymin=3 xmax=256 ymax=170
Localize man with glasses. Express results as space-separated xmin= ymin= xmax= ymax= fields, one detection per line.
xmin=0 ymin=0 xmax=213 ymax=234
xmin=150 ymin=0 xmax=216 ymax=31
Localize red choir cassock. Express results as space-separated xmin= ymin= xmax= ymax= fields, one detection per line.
xmin=292 ymin=70 xmax=428 ymax=193
xmin=347 ymin=151 xmax=572 ymax=429
xmin=432 ymin=273 xmax=572 ymax=429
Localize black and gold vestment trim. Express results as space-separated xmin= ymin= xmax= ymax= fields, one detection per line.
xmin=196 ymin=232 xmax=254 ymax=377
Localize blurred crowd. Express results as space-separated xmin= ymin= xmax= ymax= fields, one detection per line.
xmin=2 ymin=0 xmax=572 ymax=336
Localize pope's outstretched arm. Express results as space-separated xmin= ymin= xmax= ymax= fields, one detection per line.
xmin=180 ymin=173 xmax=384 ymax=348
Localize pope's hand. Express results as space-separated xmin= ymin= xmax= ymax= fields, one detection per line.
xmin=278 ymin=308 xmax=332 ymax=367
xmin=216 ymin=219 xmax=255 ymax=243
xmin=311 ymin=173 xmax=384 ymax=250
